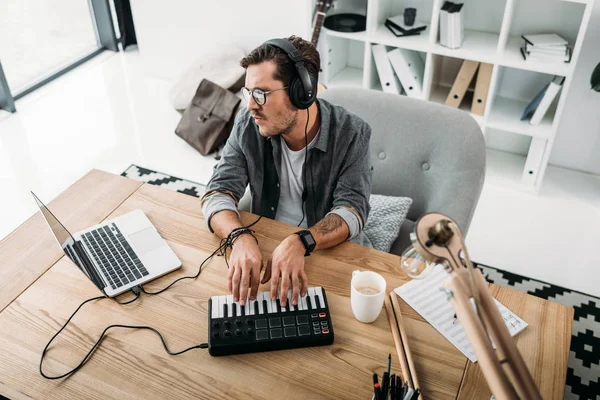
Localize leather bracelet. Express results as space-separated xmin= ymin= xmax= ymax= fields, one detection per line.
xmin=226 ymin=227 xmax=258 ymax=248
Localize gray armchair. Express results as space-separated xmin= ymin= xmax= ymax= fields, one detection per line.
xmin=319 ymin=88 xmax=486 ymax=255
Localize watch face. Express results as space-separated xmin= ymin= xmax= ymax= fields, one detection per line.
xmin=305 ymin=233 xmax=316 ymax=247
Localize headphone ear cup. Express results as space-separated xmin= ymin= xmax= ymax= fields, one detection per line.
xmin=289 ymin=74 xmax=317 ymax=110
xmin=289 ymin=76 xmax=307 ymax=109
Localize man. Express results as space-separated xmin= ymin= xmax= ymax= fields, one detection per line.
xmin=201 ymin=35 xmax=372 ymax=309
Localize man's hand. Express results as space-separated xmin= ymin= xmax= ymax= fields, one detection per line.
xmin=228 ymin=234 xmax=262 ymax=306
xmin=262 ymin=235 xmax=308 ymax=307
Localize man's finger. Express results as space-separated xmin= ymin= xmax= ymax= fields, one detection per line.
xmin=300 ymin=270 xmax=309 ymax=297
xmin=231 ymin=266 xmax=242 ymax=302
xmin=239 ymin=265 xmax=250 ymax=306
xmin=291 ymin=272 xmax=300 ymax=306
xmin=250 ymin=264 xmax=260 ymax=300
xmin=261 ymin=259 xmax=272 ymax=284
xmin=270 ymin=263 xmax=280 ymax=301
xmin=279 ymin=271 xmax=290 ymax=307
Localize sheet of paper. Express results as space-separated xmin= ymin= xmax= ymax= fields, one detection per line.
xmin=394 ymin=265 xmax=528 ymax=362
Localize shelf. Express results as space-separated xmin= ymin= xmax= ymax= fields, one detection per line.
xmin=485 ymin=148 xmax=533 ymax=191
xmin=429 ymin=84 xmax=485 ymax=129
xmin=560 ymin=0 xmax=591 ymax=4
xmin=499 ymin=37 xmax=572 ymax=77
xmin=430 ymin=30 xmax=499 ymax=64
xmin=487 ymin=97 xmax=553 ymax=139
xmin=369 ymin=25 xmax=432 ymax=53
xmin=328 ymin=67 xmax=364 ymax=88
xmin=323 ymin=28 xmax=368 ymax=42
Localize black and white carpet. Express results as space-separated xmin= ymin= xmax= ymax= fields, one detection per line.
xmin=122 ymin=164 xmax=600 ymax=399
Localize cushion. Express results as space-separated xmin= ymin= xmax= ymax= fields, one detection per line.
xmin=363 ymin=194 xmax=413 ymax=253
xmin=169 ymin=46 xmax=246 ymax=111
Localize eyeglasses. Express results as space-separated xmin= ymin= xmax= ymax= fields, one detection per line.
xmin=241 ymin=86 xmax=289 ymax=106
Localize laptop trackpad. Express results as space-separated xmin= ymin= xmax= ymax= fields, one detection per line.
xmin=128 ymin=228 xmax=164 ymax=256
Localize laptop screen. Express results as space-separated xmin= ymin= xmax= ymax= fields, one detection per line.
xmin=31 ymin=192 xmax=79 ymax=263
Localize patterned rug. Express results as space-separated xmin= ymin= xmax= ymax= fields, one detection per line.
xmin=122 ymin=164 xmax=600 ymax=400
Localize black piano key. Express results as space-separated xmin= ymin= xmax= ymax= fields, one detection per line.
xmin=254 ymin=301 xmax=259 ymax=315
xmin=306 ymin=295 xmax=312 ymax=310
xmin=223 ymin=303 xmax=228 ymax=318
xmin=240 ymin=304 xmax=245 ymax=316
xmin=315 ymin=295 xmax=323 ymax=309
xmin=262 ymin=299 xmax=268 ymax=314
xmin=232 ymin=303 xmax=237 ymax=317
xmin=276 ymin=299 xmax=281 ymax=313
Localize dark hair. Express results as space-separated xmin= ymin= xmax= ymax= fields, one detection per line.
xmin=240 ymin=35 xmax=320 ymax=86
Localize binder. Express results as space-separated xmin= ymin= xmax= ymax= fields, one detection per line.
xmin=445 ymin=59 xmax=480 ymax=108
xmin=387 ymin=48 xmax=424 ymax=99
xmin=530 ymin=76 xmax=564 ymax=125
xmin=471 ymin=62 xmax=493 ymax=116
xmin=522 ymin=137 xmax=547 ymax=186
xmin=520 ymin=83 xmax=549 ymax=121
xmin=372 ymin=44 xmax=401 ymax=95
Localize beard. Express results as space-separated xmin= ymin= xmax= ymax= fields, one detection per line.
xmin=255 ymin=106 xmax=298 ymax=137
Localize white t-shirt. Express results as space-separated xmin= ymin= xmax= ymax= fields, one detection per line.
xmin=275 ymin=131 xmax=320 ymax=228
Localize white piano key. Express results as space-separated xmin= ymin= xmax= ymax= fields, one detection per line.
xmin=308 ymin=287 xmax=317 ymax=310
xmin=226 ymin=295 xmax=233 ymax=317
xmin=315 ymin=287 xmax=325 ymax=309
xmin=218 ymin=295 xmax=227 ymax=318
xmin=257 ymin=292 xmax=265 ymax=314
xmin=280 ymin=291 xmax=286 ymax=312
xmin=247 ymin=299 xmax=255 ymax=316
xmin=211 ymin=296 xmax=219 ymax=318
xmin=270 ymin=297 xmax=277 ymax=313
xmin=300 ymin=294 xmax=308 ymax=310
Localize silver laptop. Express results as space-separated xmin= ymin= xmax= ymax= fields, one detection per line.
xmin=32 ymin=192 xmax=182 ymax=297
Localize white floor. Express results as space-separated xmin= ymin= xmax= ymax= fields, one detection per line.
xmin=1 ymin=49 xmax=599 ymax=297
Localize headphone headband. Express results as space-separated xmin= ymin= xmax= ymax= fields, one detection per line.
xmin=262 ymin=38 xmax=316 ymax=109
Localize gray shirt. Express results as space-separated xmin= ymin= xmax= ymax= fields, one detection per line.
xmin=201 ymin=98 xmax=373 ymax=245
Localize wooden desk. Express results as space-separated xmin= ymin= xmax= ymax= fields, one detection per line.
xmin=0 ymin=170 xmax=573 ymax=399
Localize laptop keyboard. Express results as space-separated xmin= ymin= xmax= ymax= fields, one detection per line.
xmin=81 ymin=224 xmax=149 ymax=290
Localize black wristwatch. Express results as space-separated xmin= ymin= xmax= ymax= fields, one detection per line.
xmin=294 ymin=230 xmax=316 ymax=256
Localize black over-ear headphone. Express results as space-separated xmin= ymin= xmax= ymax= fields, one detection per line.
xmin=262 ymin=38 xmax=317 ymax=110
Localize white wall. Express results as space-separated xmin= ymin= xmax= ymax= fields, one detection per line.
xmin=549 ymin=0 xmax=600 ymax=175
xmin=129 ymin=0 xmax=312 ymax=82
xmin=130 ymin=0 xmax=600 ymax=176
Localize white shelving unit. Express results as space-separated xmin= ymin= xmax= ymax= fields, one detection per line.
xmin=315 ymin=0 xmax=594 ymax=192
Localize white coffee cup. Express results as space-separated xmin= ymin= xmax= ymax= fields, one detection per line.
xmin=351 ymin=270 xmax=386 ymax=323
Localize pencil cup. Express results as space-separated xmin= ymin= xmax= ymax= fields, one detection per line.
xmin=351 ymin=270 xmax=386 ymax=323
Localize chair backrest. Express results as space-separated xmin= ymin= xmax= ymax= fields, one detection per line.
xmin=320 ymin=88 xmax=485 ymax=254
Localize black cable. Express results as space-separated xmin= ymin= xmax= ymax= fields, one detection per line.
xmin=142 ymin=215 xmax=262 ymax=291
xmin=39 ymin=290 xmax=208 ymax=380
xmin=40 ymin=210 xmax=263 ymax=380
xmin=298 ymin=107 xmax=310 ymax=227
xmin=113 ymin=286 xmax=141 ymax=304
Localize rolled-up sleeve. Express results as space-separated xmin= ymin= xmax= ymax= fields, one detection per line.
xmin=330 ymin=124 xmax=373 ymax=240
xmin=200 ymin=111 xmax=249 ymax=232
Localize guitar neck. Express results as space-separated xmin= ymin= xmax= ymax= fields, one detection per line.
xmin=311 ymin=12 xmax=327 ymax=46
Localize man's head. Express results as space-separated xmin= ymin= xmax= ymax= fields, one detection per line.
xmin=240 ymin=36 xmax=320 ymax=137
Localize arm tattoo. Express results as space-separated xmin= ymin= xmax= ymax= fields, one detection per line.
xmin=312 ymin=214 xmax=345 ymax=236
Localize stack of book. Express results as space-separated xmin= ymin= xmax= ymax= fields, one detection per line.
xmin=439 ymin=2 xmax=464 ymax=49
xmin=385 ymin=14 xmax=427 ymax=38
xmin=520 ymin=34 xmax=572 ymax=63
